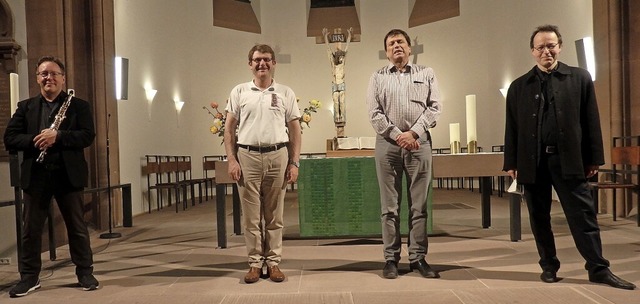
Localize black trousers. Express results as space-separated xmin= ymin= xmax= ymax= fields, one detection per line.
xmin=20 ymin=166 xmax=94 ymax=280
xmin=523 ymin=153 xmax=609 ymax=275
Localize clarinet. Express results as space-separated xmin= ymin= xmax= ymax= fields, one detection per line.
xmin=36 ymin=89 xmax=75 ymax=163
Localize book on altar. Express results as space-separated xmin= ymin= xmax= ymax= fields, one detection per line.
xmin=334 ymin=137 xmax=376 ymax=150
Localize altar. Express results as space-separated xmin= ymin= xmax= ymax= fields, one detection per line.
xmin=213 ymin=152 xmax=521 ymax=249
xmin=297 ymin=152 xmax=518 ymax=239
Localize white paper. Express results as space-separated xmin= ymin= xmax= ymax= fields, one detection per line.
xmin=507 ymin=179 xmax=524 ymax=195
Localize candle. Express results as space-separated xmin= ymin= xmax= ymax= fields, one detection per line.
xmin=466 ymin=95 xmax=477 ymax=143
xmin=10 ymin=73 xmax=19 ymax=116
xmin=449 ymin=123 xmax=460 ymax=144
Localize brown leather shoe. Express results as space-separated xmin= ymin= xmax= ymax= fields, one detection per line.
xmin=267 ymin=265 xmax=285 ymax=282
xmin=244 ymin=267 xmax=262 ymax=284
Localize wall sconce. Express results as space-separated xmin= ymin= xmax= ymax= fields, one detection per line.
xmin=145 ymin=87 xmax=157 ymax=121
xmin=575 ymin=37 xmax=596 ymax=81
xmin=115 ymin=57 xmax=129 ymax=100
xmin=500 ymin=88 xmax=508 ymax=99
xmin=174 ymin=99 xmax=185 ymax=127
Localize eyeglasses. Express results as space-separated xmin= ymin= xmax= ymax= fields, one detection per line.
xmin=533 ymin=43 xmax=559 ymax=52
xmin=251 ymin=57 xmax=273 ymax=64
xmin=37 ymin=71 xmax=64 ymax=78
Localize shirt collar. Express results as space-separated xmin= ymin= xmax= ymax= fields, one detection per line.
xmin=388 ymin=63 xmax=412 ymax=73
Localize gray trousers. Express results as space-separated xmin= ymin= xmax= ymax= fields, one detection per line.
xmin=374 ymin=135 xmax=432 ymax=263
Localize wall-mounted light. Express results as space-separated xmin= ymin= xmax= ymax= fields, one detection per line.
xmin=500 ymin=88 xmax=508 ymax=99
xmin=575 ymin=37 xmax=596 ymax=81
xmin=144 ymin=86 xmax=157 ymax=121
xmin=115 ymin=57 xmax=129 ymax=100
xmin=174 ymin=98 xmax=185 ymax=127
xmin=145 ymin=87 xmax=157 ymax=102
xmin=174 ymin=100 xmax=185 ymax=112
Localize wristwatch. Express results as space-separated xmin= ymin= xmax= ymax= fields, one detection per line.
xmin=289 ymin=160 xmax=300 ymax=168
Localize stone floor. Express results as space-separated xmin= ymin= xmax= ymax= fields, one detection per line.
xmin=1 ymin=188 xmax=638 ymax=303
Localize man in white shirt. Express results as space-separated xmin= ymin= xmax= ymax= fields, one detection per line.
xmin=224 ymin=44 xmax=301 ymax=284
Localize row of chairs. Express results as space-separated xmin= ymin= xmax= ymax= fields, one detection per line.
xmin=144 ymin=155 xmax=213 ymax=213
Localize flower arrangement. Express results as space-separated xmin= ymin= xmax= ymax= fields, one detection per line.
xmin=203 ymin=101 xmax=226 ymax=142
xmin=299 ymin=99 xmax=321 ymax=130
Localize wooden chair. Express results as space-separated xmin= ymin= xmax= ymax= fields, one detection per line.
xmin=590 ymin=136 xmax=640 ymax=225
xmin=177 ymin=155 xmax=209 ymax=206
xmin=145 ymin=155 xmax=188 ymax=213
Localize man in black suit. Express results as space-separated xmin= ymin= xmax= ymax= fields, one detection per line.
xmin=4 ymin=56 xmax=98 ymax=297
xmin=503 ymin=25 xmax=635 ymax=290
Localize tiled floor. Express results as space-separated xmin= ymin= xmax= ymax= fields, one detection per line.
xmin=1 ymin=188 xmax=638 ymax=303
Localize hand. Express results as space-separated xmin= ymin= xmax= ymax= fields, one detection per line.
xmin=287 ymin=165 xmax=299 ymax=183
xmin=406 ymin=141 xmax=420 ymax=151
xmin=227 ymin=160 xmax=242 ymax=181
xmin=585 ymin=165 xmax=599 ymax=179
xmin=395 ymin=131 xmax=418 ymax=150
xmin=322 ymin=28 xmax=328 ymax=37
xmin=507 ymin=169 xmax=517 ymax=180
xmin=33 ymin=129 xmax=57 ymax=150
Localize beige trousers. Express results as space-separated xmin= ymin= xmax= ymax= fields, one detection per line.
xmin=237 ymin=147 xmax=288 ymax=268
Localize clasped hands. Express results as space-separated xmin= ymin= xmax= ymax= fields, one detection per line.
xmin=396 ymin=131 xmax=420 ymax=151
xmin=34 ymin=129 xmax=57 ymax=151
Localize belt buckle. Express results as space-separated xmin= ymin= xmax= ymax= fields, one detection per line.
xmin=545 ymin=146 xmax=556 ymax=154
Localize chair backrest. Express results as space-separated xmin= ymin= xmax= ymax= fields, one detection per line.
xmin=610 ymin=136 xmax=640 ymax=183
xmin=611 ymin=146 xmax=640 ymax=166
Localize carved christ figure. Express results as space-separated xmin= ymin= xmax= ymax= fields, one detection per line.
xmin=323 ymin=27 xmax=352 ymax=132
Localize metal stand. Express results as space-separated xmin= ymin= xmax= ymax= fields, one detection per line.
xmin=100 ymin=114 xmax=121 ymax=239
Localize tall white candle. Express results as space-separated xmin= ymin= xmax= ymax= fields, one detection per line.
xmin=449 ymin=123 xmax=460 ymax=144
xmin=466 ymin=94 xmax=477 ymax=142
xmin=10 ymin=73 xmax=19 ymax=115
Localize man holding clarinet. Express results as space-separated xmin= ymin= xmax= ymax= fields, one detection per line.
xmin=4 ymin=56 xmax=99 ymax=297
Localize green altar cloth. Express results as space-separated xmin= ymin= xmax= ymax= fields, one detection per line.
xmin=297 ymin=157 xmax=433 ymax=237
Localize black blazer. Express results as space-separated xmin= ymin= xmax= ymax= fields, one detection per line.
xmin=503 ymin=62 xmax=604 ymax=184
xmin=3 ymin=91 xmax=95 ymax=189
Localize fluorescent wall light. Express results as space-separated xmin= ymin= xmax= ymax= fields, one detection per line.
xmin=115 ymin=57 xmax=129 ymax=100
xmin=575 ymin=37 xmax=596 ymax=81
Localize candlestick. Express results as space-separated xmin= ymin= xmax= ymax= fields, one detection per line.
xmin=466 ymin=94 xmax=477 ymax=153
xmin=10 ymin=73 xmax=19 ymax=116
xmin=449 ymin=123 xmax=461 ymax=154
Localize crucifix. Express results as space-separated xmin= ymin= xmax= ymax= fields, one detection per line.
xmin=323 ymin=27 xmax=352 ymax=138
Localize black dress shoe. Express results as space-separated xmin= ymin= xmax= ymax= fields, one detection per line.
xmin=540 ymin=270 xmax=558 ymax=283
xmin=409 ymin=259 xmax=439 ymax=278
xmin=589 ymin=269 xmax=636 ymax=290
xmin=382 ymin=261 xmax=398 ymax=279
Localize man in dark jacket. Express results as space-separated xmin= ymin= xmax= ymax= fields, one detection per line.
xmin=503 ymin=25 xmax=635 ymax=290
xmin=4 ymin=56 xmax=99 ymax=297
